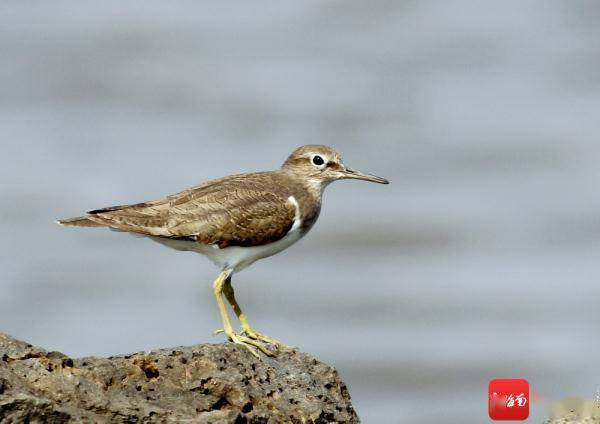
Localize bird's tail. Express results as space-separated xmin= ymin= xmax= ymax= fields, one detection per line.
xmin=56 ymin=216 xmax=105 ymax=227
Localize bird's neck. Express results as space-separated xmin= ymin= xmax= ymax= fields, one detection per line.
xmin=279 ymin=169 xmax=327 ymax=200
xmin=302 ymin=176 xmax=331 ymax=199
xmin=278 ymin=170 xmax=325 ymax=232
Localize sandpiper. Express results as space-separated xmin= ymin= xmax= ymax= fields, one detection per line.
xmin=58 ymin=145 xmax=388 ymax=357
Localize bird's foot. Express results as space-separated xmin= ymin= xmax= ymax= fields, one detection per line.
xmin=213 ymin=328 xmax=274 ymax=358
xmin=242 ymin=326 xmax=293 ymax=350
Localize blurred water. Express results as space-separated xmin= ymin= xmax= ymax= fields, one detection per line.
xmin=1 ymin=1 xmax=600 ymax=423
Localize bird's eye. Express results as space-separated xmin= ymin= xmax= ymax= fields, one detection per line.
xmin=312 ymin=155 xmax=325 ymax=166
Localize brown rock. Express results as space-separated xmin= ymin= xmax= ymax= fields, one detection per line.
xmin=0 ymin=334 xmax=359 ymax=423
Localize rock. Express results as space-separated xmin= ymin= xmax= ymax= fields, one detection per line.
xmin=0 ymin=334 xmax=359 ymax=423
xmin=543 ymin=397 xmax=600 ymax=423
xmin=544 ymin=416 xmax=600 ymax=424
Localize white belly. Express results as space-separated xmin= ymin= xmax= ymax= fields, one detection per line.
xmin=147 ymin=195 xmax=305 ymax=273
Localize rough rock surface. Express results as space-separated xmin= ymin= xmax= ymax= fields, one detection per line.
xmin=0 ymin=334 xmax=359 ymax=423
xmin=544 ymin=416 xmax=600 ymax=424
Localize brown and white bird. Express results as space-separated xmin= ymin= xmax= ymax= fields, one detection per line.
xmin=58 ymin=145 xmax=388 ymax=356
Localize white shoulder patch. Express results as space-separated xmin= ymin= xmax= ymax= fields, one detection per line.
xmin=287 ymin=196 xmax=302 ymax=231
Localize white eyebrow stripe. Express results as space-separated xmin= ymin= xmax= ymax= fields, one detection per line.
xmin=287 ymin=196 xmax=302 ymax=231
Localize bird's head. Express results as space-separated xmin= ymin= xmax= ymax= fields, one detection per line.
xmin=281 ymin=145 xmax=389 ymax=190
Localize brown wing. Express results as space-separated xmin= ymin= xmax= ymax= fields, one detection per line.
xmin=86 ymin=172 xmax=297 ymax=248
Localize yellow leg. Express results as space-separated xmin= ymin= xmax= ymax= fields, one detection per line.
xmin=213 ymin=270 xmax=272 ymax=358
xmin=222 ymin=276 xmax=291 ymax=349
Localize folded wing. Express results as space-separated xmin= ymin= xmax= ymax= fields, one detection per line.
xmin=86 ymin=173 xmax=297 ymax=248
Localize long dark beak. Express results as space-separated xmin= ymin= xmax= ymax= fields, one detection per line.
xmin=341 ymin=167 xmax=389 ymax=184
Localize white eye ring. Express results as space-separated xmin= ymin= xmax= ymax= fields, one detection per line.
xmin=311 ymin=154 xmax=326 ymax=168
